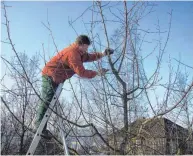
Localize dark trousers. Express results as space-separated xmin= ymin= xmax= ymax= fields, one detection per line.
xmin=35 ymin=75 xmax=58 ymax=130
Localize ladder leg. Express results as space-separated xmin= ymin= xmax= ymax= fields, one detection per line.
xmin=26 ymin=83 xmax=63 ymax=155
xmin=57 ymin=104 xmax=69 ymax=155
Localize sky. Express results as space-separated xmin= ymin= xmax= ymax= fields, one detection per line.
xmin=1 ymin=1 xmax=96 ymax=89
xmin=1 ymin=1 xmax=193 ymax=73
xmin=1 ymin=1 xmax=193 ymax=119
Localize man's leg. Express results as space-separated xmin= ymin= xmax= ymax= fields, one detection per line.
xmin=35 ymin=75 xmax=58 ymax=131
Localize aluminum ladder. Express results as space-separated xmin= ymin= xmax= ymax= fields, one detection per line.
xmin=26 ymin=83 xmax=69 ymax=155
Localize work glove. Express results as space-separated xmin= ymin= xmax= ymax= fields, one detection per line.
xmin=103 ymin=48 xmax=114 ymax=56
xmin=97 ymin=68 xmax=109 ymax=76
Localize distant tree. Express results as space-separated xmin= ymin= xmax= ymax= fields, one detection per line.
xmin=1 ymin=52 xmax=40 ymax=154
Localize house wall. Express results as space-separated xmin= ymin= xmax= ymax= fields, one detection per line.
xmin=135 ymin=138 xmax=166 ymax=155
xmin=108 ymin=118 xmax=193 ymax=155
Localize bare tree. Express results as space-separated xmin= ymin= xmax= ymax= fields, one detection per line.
xmin=66 ymin=1 xmax=193 ymax=154
xmin=1 ymin=52 xmax=40 ymax=154
xmin=1 ymin=1 xmax=192 ymax=155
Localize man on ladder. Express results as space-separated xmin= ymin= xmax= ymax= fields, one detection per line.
xmin=34 ymin=35 xmax=114 ymax=140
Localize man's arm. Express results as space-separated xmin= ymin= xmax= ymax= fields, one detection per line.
xmin=81 ymin=53 xmax=104 ymax=62
xmin=68 ymin=51 xmax=98 ymax=78
xmin=82 ymin=48 xmax=114 ymax=62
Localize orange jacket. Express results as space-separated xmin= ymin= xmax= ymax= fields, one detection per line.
xmin=42 ymin=43 xmax=103 ymax=84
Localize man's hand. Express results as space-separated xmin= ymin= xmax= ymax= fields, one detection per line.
xmin=97 ymin=68 xmax=109 ymax=76
xmin=103 ymin=48 xmax=114 ymax=56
